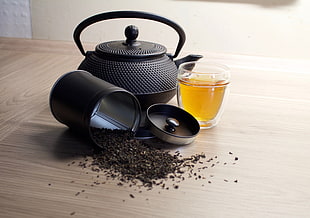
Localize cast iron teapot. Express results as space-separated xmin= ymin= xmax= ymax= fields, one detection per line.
xmin=73 ymin=11 xmax=202 ymax=109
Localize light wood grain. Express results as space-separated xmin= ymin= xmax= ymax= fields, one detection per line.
xmin=1 ymin=37 xmax=310 ymax=218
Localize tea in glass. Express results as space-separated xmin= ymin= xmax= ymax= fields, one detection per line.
xmin=177 ymin=62 xmax=230 ymax=129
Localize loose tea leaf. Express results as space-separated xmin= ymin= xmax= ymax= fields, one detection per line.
xmin=68 ymin=128 xmax=239 ymax=195
xmin=89 ymin=128 xmax=207 ymax=188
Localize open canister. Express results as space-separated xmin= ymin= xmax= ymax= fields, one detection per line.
xmin=49 ymin=70 xmax=141 ymax=147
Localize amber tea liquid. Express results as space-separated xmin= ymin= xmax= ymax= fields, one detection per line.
xmin=178 ymin=78 xmax=229 ymax=128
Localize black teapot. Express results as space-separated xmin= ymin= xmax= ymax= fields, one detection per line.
xmin=73 ymin=11 xmax=202 ymax=109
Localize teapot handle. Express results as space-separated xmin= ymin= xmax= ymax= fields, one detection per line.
xmin=73 ymin=11 xmax=186 ymax=58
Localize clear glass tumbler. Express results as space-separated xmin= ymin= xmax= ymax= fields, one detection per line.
xmin=177 ymin=61 xmax=230 ymax=129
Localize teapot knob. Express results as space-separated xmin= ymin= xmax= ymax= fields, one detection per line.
xmin=125 ymin=25 xmax=140 ymax=46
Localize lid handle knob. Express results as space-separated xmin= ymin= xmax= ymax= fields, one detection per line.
xmin=165 ymin=117 xmax=180 ymax=133
xmin=124 ymin=25 xmax=140 ymax=46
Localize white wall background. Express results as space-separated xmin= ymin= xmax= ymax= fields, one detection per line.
xmin=2 ymin=0 xmax=310 ymax=60
xmin=0 ymin=0 xmax=32 ymax=38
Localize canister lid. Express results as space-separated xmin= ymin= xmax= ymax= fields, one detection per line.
xmin=146 ymin=104 xmax=200 ymax=145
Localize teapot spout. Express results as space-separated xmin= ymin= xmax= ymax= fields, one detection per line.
xmin=174 ymin=54 xmax=203 ymax=68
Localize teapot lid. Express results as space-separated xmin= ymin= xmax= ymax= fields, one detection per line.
xmin=95 ymin=25 xmax=167 ymax=58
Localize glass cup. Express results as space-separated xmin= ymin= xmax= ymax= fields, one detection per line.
xmin=177 ymin=61 xmax=230 ymax=129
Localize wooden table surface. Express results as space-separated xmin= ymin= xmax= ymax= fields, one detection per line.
xmin=1 ymin=37 xmax=310 ymax=218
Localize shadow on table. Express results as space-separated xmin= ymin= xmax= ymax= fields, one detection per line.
xmin=32 ymin=124 xmax=190 ymax=160
xmin=32 ymin=125 xmax=95 ymax=160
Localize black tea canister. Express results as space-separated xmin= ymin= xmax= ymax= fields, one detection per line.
xmin=49 ymin=70 xmax=141 ymax=147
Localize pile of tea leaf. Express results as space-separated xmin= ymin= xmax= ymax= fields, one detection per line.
xmin=87 ymin=128 xmax=207 ymax=188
